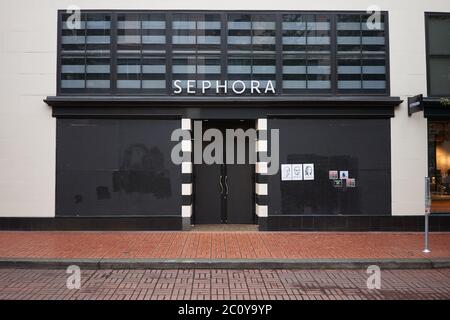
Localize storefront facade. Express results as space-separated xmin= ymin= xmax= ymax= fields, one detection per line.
xmin=0 ymin=1 xmax=450 ymax=231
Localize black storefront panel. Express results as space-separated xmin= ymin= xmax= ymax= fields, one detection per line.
xmin=56 ymin=119 xmax=181 ymax=216
xmin=268 ymin=118 xmax=391 ymax=216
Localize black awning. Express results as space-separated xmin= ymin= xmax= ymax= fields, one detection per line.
xmin=423 ymin=97 xmax=450 ymax=118
xmin=44 ymin=95 xmax=403 ymax=108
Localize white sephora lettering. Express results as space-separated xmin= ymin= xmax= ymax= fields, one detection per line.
xmin=173 ymin=80 xmax=276 ymax=95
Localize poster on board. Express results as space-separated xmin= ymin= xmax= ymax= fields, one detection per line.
xmin=303 ymin=164 xmax=314 ymax=180
xmin=281 ymin=164 xmax=292 ymax=181
xmin=292 ymin=164 xmax=303 ymax=180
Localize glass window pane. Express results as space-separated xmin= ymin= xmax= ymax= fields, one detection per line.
xmin=228 ymin=14 xmax=252 ymax=54
xmin=141 ymin=13 xmax=167 ymax=54
xmin=428 ymin=122 xmax=450 ymax=213
xmin=282 ymin=14 xmax=331 ymax=93
xmin=252 ymin=15 xmax=276 ymax=53
xmin=117 ymin=58 xmax=141 ymax=89
xmin=429 ymin=57 xmax=450 ymax=96
xmin=117 ymin=13 xmax=140 ymax=55
xmin=428 ymin=16 xmax=450 ymax=55
xmin=197 ymin=14 xmax=221 ymax=54
xmin=336 ymin=14 xmax=386 ymax=93
xmin=142 ymin=57 xmax=166 ymax=93
xmin=86 ymin=57 xmax=110 ymax=89
xmin=60 ymin=12 xmax=111 ymax=92
xmin=172 ymin=14 xmax=197 ymax=54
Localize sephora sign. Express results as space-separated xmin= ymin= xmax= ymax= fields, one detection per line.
xmin=173 ymin=80 xmax=276 ymax=95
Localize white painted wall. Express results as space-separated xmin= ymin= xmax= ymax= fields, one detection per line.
xmin=0 ymin=0 xmax=449 ymax=217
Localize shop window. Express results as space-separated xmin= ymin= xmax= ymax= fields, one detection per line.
xmin=268 ymin=119 xmax=391 ymax=215
xmin=56 ymin=119 xmax=182 ymax=216
xmin=426 ymin=13 xmax=450 ymax=97
xmin=428 ymin=121 xmax=450 ymax=213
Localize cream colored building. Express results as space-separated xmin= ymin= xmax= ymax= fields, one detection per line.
xmin=0 ymin=0 xmax=449 ymax=231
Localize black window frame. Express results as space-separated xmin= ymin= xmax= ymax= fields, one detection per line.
xmin=57 ymin=10 xmax=391 ymax=97
xmin=425 ymin=12 xmax=450 ymax=98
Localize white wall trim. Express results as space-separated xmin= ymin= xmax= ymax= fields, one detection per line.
xmin=256 ymin=204 xmax=268 ymax=217
xmin=181 ymin=139 xmax=192 ymax=152
xmin=181 ymin=118 xmax=192 ymax=131
xmin=257 ymin=118 xmax=267 ymax=131
xmin=182 ymin=183 xmax=192 ymax=196
xmin=182 ymin=205 xmax=192 ymax=217
xmin=256 ymin=162 xmax=268 ymax=174
xmin=256 ymin=139 xmax=268 ymax=152
xmin=256 ymin=183 xmax=268 ymax=195
xmin=181 ymin=162 xmax=193 ymax=174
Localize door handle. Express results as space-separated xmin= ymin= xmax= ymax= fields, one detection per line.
xmin=224 ymin=175 xmax=229 ymax=195
xmin=219 ymin=175 xmax=224 ymax=194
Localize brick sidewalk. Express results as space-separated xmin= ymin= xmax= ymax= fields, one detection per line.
xmin=0 ymin=231 xmax=448 ymax=260
xmin=1 ymin=268 xmax=449 ymax=300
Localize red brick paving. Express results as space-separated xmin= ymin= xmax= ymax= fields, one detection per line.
xmin=0 ymin=231 xmax=448 ymax=260
xmin=0 ymin=268 xmax=449 ymax=300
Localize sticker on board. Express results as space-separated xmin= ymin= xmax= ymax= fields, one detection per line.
xmin=340 ymin=171 xmax=349 ymax=180
xmin=303 ymin=164 xmax=314 ymax=181
xmin=329 ymin=170 xmax=338 ymax=180
xmin=333 ymin=179 xmax=343 ymax=187
xmin=346 ymin=178 xmax=356 ymax=187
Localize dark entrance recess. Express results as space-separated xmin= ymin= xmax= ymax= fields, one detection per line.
xmin=194 ymin=120 xmax=255 ymax=224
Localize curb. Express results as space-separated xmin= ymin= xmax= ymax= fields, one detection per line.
xmin=0 ymin=258 xmax=449 ymax=270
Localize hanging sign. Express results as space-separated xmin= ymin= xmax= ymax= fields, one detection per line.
xmin=408 ymin=94 xmax=423 ymax=116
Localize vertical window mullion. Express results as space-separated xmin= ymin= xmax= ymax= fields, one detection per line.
xmin=84 ymin=13 xmax=87 ymax=90
xmin=330 ymin=14 xmax=337 ymax=96
xmin=139 ymin=14 xmax=143 ymax=91
xmin=195 ymin=15 xmax=199 ymax=91
xmin=385 ymin=12 xmax=391 ymax=96
xmin=57 ymin=11 xmax=62 ymax=95
xmin=250 ymin=15 xmax=254 ymax=85
xmin=305 ymin=18 xmax=309 ymax=90
xmin=359 ymin=15 xmax=363 ymax=91
xmin=275 ymin=13 xmax=283 ymax=95
xmin=166 ymin=13 xmax=173 ymax=95
xmin=221 ymin=12 xmax=227 ymax=85
xmin=110 ymin=12 xmax=118 ymax=94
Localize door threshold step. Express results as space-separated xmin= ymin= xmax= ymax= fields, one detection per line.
xmin=190 ymin=224 xmax=258 ymax=232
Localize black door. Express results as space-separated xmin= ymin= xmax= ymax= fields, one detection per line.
xmin=194 ymin=121 xmax=255 ymax=224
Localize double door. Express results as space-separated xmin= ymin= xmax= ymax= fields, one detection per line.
xmin=194 ymin=121 xmax=255 ymax=224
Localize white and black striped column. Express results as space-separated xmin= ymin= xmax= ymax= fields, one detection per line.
xmin=255 ymin=118 xmax=268 ymax=229
xmin=181 ymin=118 xmax=193 ymax=230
